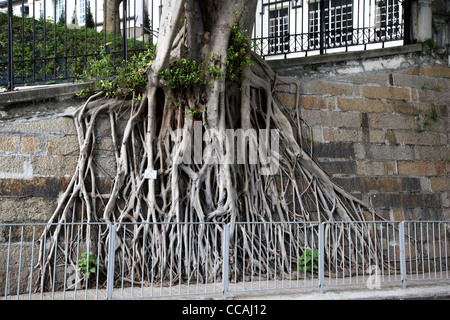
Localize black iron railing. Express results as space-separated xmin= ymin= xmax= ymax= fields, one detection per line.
xmin=1 ymin=0 xmax=160 ymax=91
xmin=252 ymin=0 xmax=404 ymax=58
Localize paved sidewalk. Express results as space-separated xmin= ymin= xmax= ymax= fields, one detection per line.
xmin=223 ymin=281 xmax=450 ymax=300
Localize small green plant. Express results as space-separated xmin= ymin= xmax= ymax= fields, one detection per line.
xmin=420 ymin=38 xmax=442 ymax=55
xmin=184 ymin=107 xmax=202 ymax=118
xmin=225 ymin=23 xmax=253 ymax=86
xmin=434 ymin=85 xmax=441 ymax=92
xmin=159 ymin=58 xmax=210 ymax=90
xmin=429 ymin=109 xmax=438 ymax=120
xmin=298 ymin=249 xmax=319 ymax=273
xmin=78 ymin=251 xmax=99 ymax=279
xmin=306 ymin=136 xmax=313 ymax=144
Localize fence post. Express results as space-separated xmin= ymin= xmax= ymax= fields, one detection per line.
xmin=222 ymin=223 xmax=231 ymax=300
xmin=318 ymin=223 xmax=325 ymax=293
xmin=122 ymin=0 xmax=128 ymax=63
xmin=7 ymin=0 xmax=14 ymax=91
xmin=106 ymin=223 xmax=116 ymax=300
xmin=398 ymin=221 xmax=407 ymax=289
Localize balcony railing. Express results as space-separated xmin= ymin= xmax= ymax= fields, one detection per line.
xmin=252 ymin=0 xmax=404 ymax=58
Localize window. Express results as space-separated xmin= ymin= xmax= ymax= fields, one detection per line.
xmin=269 ymin=7 xmax=289 ymax=54
xmin=79 ymin=0 xmax=86 ymax=25
xmin=375 ymin=0 xmax=401 ymax=40
xmin=55 ymin=0 xmax=65 ymax=22
xmin=309 ymin=0 xmax=353 ymax=49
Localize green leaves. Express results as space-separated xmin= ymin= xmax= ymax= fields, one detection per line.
xmin=82 ymin=45 xmax=155 ymax=99
xmin=225 ymin=23 xmax=252 ymax=86
xmin=78 ymin=251 xmax=99 ymax=279
xmin=298 ymin=249 xmax=319 ymax=273
xmin=159 ymin=58 xmax=209 ymax=90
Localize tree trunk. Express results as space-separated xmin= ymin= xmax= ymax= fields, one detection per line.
xmin=104 ymin=0 xmax=123 ymax=35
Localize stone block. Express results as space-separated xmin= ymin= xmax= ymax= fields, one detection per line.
xmin=21 ymin=137 xmax=40 ymax=153
xmin=332 ymin=128 xmax=363 ymax=142
xmin=3 ymin=117 xmax=76 ymax=135
xmin=337 ymin=97 xmax=386 ymax=113
xmin=336 ymin=74 xmax=388 ymax=86
xmin=430 ymin=177 xmax=450 ymax=192
xmin=362 ymin=86 xmax=410 ymax=101
xmin=394 ymin=131 xmax=444 ymax=146
xmin=367 ymin=145 xmax=413 ymax=160
xmin=319 ymin=160 xmax=356 ymax=176
xmin=301 ymin=110 xmax=361 ymax=128
xmin=0 ymin=198 xmax=56 ymax=223
xmin=392 ymin=73 xmax=438 ymax=89
xmin=419 ymin=66 xmax=450 ymax=78
xmin=300 ymin=81 xmax=353 ymax=96
xmin=369 ymin=113 xmax=414 ymax=130
xmin=0 ymin=156 xmax=25 ymax=174
xmin=45 ymin=136 xmax=79 ymax=156
xmin=31 ymin=156 xmax=77 ymax=177
xmin=398 ymin=161 xmax=446 ymax=176
xmin=0 ymin=136 xmax=20 ymax=152
xmin=356 ymin=161 xmax=387 ymax=176
xmin=312 ymin=142 xmax=356 ymax=159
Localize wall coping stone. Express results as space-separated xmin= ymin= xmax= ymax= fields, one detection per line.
xmin=0 ymin=82 xmax=94 ymax=108
xmin=266 ymin=44 xmax=424 ymax=69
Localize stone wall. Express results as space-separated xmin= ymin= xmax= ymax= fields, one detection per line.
xmin=272 ymin=46 xmax=450 ymax=221
xmin=0 ymin=101 xmax=115 ymax=223
xmin=0 ymin=46 xmax=449 ymax=224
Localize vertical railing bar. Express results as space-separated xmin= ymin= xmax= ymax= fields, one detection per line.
xmin=234 ymin=224 xmax=238 ymax=290
xmin=399 ymin=221 xmax=407 ymax=289
xmin=354 ymin=222 xmax=359 ymax=284
xmin=7 ymin=0 xmax=14 ymax=91
xmin=426 ymin=223 xmax=431 ymax=279
xmin=222 ymin=223 xmax=230 ymax=300
xmin=4 ymin=226 xmax=12 ymax=300
xmin=380 ymin=222 xmax=385 ymax=283
xmin=295 ymin=224 xmax=299 ymax=287
xmin=120 ymin=224 xmax=126 ymax=298
xmin=196 ymin=224 xmax=201 ymax=293
xmin=445 ymin=223 xmax=449 ymax=279
xmin=95 ymin=225 xmax=102 ymax=300
xmin=177 ymin=223 xmax=183 ymax=295
xmin=413 ymin=222 xmax=417 ymax=279
xmin=386 ymin=222 xmax=391 ymax=281
xmin=346 ymin=223 xmax=351 ymax=284
xmin=258 ymin=224 xmax=262 ymax=290
xmin=281 ymin=224 xmax=285 ymax=288
xmin=17 ymin=226 xmax=24 ymax=300
xmin=85 ymin=224 xmax=92 ymax=300
xmin=28 ymin=226 xmax=37 ymax=300
xmin=251 ymin=223 xmax=255 ymax=290
xmin=206 ymin=224 xmax=211 ymax=292
xmin=319 ymin=222 xmax=325 ymax=294
xmin=342 ymin=223 xmax=345 ymax=284
xmin=39 ymin=226 xmax=48 ymax=300
xmin=106 ymin=223 xmax=116 ymax=300
xmin=140 ymin=223 xmax=148 ymax=297
xmin=438 ymin=223 xmax=442 ymax=279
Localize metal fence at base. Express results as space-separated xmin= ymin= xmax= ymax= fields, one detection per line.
xmin=1 ymin=220 xmax=449 ymax=300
